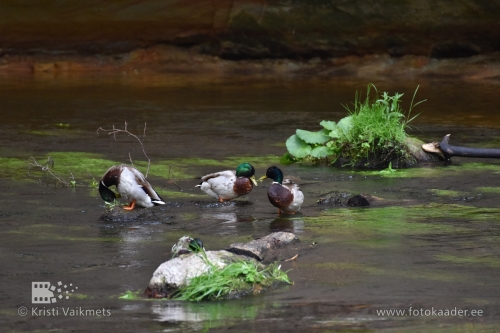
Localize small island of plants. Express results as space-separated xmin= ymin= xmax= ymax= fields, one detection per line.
xmin=283 ymin=84 xmax=425 ymax=169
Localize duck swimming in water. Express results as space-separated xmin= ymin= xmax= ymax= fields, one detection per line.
xmin=99 ymin=164 xmax=165 ymax=210
xmin=259 ymin=166 xmax=304 ymax=214
xmin=196 ymin=163 xmax=258 ymax=202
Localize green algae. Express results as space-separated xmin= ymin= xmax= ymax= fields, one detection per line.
xmin=0 ymin=157 xmax=32 ymax=180
xmin=140 ymin=155 xmax=281 ymax=180
xmin=301 ymin=203 xmax=500 ymax=285
xmin=303 ymin=203 xmax=500 ymax=258
xmin=118 ymin=290 xmax=143 ymax=300
xmin=429 ymin=189 xmax=464 ymax=197
xmin=476 ymin=186 xmax=500 ymax=194
xmin=435 ymin=254 xmax=500 ymax=269
xmin=3 ymin=152 xmax=282 ymax=185
xmin=360 ymin=162 xmax=500 ymax=179
xmin=306 ymin=204 xmax=463 ymax=238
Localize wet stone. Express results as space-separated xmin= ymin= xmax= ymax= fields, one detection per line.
xmin=346 ymin=194 xmax=370 ymax=207
xmin=146 ymin=250 xmax=254 ymax=299
xmin=317 ymin=191 xmax=353 ymax=206
xmin=405 ymin=137 xmax=443 ymax=163
xmin=226 ymin=231 xmax=299 ymax=261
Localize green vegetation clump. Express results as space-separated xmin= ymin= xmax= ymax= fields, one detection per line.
xmin=174 ymin=249 xmax=291 ymax=301
xmin=284 ymin=84 xmax=424 ymax=169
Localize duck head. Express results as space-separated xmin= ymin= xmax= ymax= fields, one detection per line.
xmin=99 ymin=166 xmax=121 ymax=202
xmin=259 ymin=166 xmax=284 ymax=184
xmin=236 ymin=163 xmax=258 ymax=186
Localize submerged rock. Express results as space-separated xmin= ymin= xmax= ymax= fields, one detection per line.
xmin=318 ymin=192 xmax=380 ymax=207
xmin=346 ymin=194 xmax=370 ymax=207
xmin=226 ymin=232 xmax=299 ymax=261
xmin=317 ymin=191 xmax=353 ymax=206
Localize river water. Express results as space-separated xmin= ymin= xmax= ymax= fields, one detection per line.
xmin=1 ymin=75 xmax=500 ymax=332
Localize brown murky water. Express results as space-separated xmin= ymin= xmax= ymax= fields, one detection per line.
xmin=1 ymin=75 xmax=500 ymax=332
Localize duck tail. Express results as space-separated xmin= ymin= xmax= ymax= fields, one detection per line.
xmin=152 ymin=199 xmax=166 ymax=205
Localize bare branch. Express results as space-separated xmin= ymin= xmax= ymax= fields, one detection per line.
xmin=167 ymin=165 xmax=182 ymax=191
xmin=27 ymin=156 xmax=69 ymax=187
xmin=128 ymin=152 xmax=134 ymax=167
xmin=97 ymin=121 xmax=150 ymax=177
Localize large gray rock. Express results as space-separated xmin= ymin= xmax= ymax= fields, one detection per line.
xmin=145 ymin=232 xmax=299 ymax=299
xmin=146 ymin=250 xmax=253 ymax=298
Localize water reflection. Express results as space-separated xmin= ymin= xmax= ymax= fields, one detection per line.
xmin=151 ymin=300 xmax=262 ymax=324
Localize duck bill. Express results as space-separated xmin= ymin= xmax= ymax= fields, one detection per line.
xmin=250 ymin=175 xmax=258 ymax=186
xmin=258 ymin=175 xmax=268 ymax=182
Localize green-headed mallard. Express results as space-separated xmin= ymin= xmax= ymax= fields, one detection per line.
xmin=171 ymin=236 xmax=205 ymax=258
xmin=99 ymin=164 xmax=165 ymax=210
xmin=259 ymin=166 xmax=304 ymax=214
xmin=196 ymin=163 xmax=258 ymax=202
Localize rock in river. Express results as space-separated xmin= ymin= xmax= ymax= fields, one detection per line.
xmin=145 ymin=231 xmax=299 ymax=299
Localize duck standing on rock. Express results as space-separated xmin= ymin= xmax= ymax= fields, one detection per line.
xmin=99 ymin=165 xmax=165 ymax=210
xmin=259 ymin=166 xmax=304 ymax=215
xmin=171 ymin=236 xmax=205 ymax=258
xmin=196 ymin=163 xmax=258 ymax=202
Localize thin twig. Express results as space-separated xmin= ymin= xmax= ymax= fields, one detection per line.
xmin=97 ymin=121 xmax=150 ymax=177
xmin=128 ymin=152 xmax=134 ymax=168
xmin=27 ymin=156 xmax=69 ymax=187
xmin=86 ymin=170 xmax=96 ymax=182
xmin=168 ymin=165 xmax=182 ymax=191
xmin=284 ymin=254 xmax=299 ymax=262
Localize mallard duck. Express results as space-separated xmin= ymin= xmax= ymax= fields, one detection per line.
xmin=195 ymin=163 xmax=258 ymax=202
xmin=171 ymin=236 xmax=205 ymax=258
xmin=259 ymin=166 xmax=304 ymax=214
xmin=99 ymin=164 xmax=165 ymax=210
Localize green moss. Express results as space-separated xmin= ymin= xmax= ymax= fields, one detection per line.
xmin=306 ymin=205 xmax=462 ymax=236
xmin=429 ymin=189 xmax=463 ymax=197
xmin=435 ymin=254 xmax=500 ymax=268
xmin=304 ymin=204 xmax=500 ymax=248
xmin=476 ymin=186 xmax=500 ymax=194
xmin=360 ymin=162 xmax=500 ymax=179
xmin=118 ymin=290 xmax=143 ymax=300
xmin=47 ymin=152 xmax=119 ymax=176
xmin=1 ymin=151 xmax=281 ymax=184
xmin=0 ymin=157 xmax=33 ymax=180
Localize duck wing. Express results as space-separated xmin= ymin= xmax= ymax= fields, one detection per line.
xmin=128 ymin=167 xmax=165 ymax=204
xmin=282 ymin=178 xmax=304 ymax=212
xmin=268 ymin=183 xmax=294 ymax=209
xmin=199 ymin=170 xmax=235 ymax=183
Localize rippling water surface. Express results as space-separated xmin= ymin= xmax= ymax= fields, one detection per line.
xmin=1 ymin=75 xmax=500 ymax=332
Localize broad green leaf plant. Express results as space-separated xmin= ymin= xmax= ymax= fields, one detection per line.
xmin=283 ymin=84 xmax=424 ymax=168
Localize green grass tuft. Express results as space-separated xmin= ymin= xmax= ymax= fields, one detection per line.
xmin=285 ymin=84 xmax=425 ymax=168
xmin=174 ymin=248 xmax=291 ymax=302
